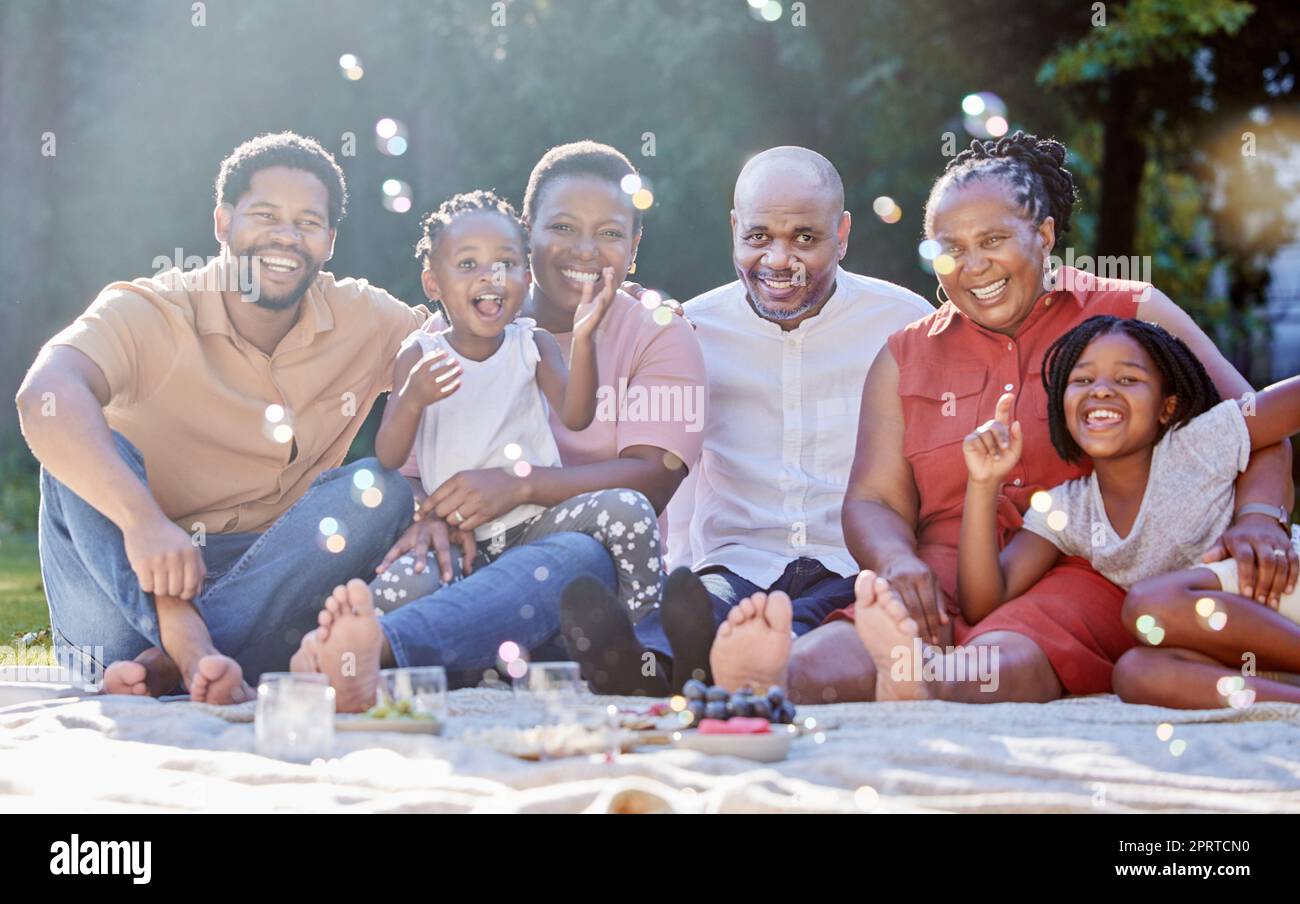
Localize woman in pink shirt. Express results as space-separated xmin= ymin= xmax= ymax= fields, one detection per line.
xmin=312 ymin=141 xmax=708 ymax=692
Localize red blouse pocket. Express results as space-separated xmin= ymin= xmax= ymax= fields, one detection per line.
xmin=898 ymin=364 xmax=987 ymax=457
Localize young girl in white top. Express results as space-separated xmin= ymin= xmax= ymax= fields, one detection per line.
xmin=958 ymin=315 xmax=1300 ymax=708
xmin=372 ymin=191 xmax=663 ymax=620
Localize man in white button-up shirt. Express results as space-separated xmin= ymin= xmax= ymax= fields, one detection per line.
xmin=559 ymin=147 xmax=931 ymax=696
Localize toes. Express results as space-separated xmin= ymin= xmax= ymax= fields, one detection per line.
xmin=855 ymin=570 xmax=879 ymax=604
xmin=344 ymin=578 xmax=376 ymax=615
xmin=899 ymin=617 xmax=920 ymax=638
xmin=763 ymin=591 xmax=793 ymax=632
xmin=717 ymin=621 xmax=733 ymax=639
xmin=196 ymin=655 xmax=231 ymax=682
xmin=739 ymin=595 xmax=760 ymax=619
xmin=726 ymin=606 xmax=748 ymax=626
xmin=881 ymin=591 xmax=911 ymax=624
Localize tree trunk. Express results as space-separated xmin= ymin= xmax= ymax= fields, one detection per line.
xmin=1095 ymin=72 xmax=1146 ymax=259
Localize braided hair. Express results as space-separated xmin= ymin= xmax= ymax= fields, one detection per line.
xmin=924 ymin=131 xmax=1076 ymax=240
xmin=1041 ymin=315 xmax=1221 ymax=463
xmin=414 ymin=189 xmax=529 ymax=266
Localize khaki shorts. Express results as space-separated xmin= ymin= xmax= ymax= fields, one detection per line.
xmin=1198 ymin=525 xmax=1300 ymax=623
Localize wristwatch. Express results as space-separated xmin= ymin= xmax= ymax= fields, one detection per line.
xmin=1235 ymin=503 xmax=1290 ymax=527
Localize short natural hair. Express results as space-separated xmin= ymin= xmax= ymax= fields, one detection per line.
xmin=215 ymin=132 xmax=348 ymax=227
xmin=522 ymin=140 xmax=642 ymax=231
xmin=414 ymin=189 xmax=528 ymax=266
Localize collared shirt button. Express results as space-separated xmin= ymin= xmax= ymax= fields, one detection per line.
xmin=1013 ymin=478 xmax=1022 ymax=486
xmin=1007 ymin=342 xmax=1014 ymax=351
xmin=1004 ymin=383 xmax=1014 ymax=392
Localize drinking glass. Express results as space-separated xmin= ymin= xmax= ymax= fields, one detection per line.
xmin=254 ymin=672 xmax=334 ymax=763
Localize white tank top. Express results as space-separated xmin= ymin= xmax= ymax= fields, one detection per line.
xmin=401 ymin=318 xmax=562 ymax=540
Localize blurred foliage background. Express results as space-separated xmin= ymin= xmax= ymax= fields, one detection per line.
xmin=2 ymin=0 xmax=1299 ymax=546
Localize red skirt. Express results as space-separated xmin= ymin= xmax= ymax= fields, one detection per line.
xmin=827 ymin=543 xmax=1134 ymax=695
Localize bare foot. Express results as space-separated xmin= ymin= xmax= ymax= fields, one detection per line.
xmin=709 ymin=591 xmax=792 ymax=693
xmin=103 ymin=646 xmax=181 ymax=697
xmin=852 ymin=570 xmax=935 ymax=701
xmin=289 ymin=628 xmax=322 ymax=674
xmin=188 ymin=654 xmax=254 ymax=704
xmin=314 ymin=580 xmax=383 ymax=714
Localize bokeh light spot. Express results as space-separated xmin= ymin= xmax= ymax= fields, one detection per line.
xmin=361 ymin=486 xmax=383 ymax=508
xmin=1030 ymin=491 xmax=1052 ymax=513
xmin=632 ymin=188 xmax=654 ymax=210
xmin=319 ymin=517 xmax=339 ymax=536
xmin=961 ymin=94 xmax=986 ymax=116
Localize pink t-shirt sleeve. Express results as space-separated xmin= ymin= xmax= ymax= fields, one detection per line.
xmin=616 ymin=313 xmax=708 ymax=471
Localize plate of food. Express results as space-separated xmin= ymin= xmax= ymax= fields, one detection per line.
xmin=672 ymin=719 xmax=797 ymax=762
xmin=336 ymin=699 xmax=443 ymax=734
xmin=667 ymin=682 xmax=801 ymax=762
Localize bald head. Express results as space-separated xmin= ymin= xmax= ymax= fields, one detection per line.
xmin=730 ymin=147 xmax=851 ymax=330
xmin=734 ymin=146 xmax=844 ymax=213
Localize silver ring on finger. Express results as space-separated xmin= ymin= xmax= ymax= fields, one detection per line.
xmin=452 ymin=509 xmax=466 ymax=525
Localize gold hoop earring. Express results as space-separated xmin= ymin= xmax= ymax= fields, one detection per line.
xmin=935 ymin=283 xmax=951 ymax=305
xmin=628 ymin=260 xmax=637 ymax=276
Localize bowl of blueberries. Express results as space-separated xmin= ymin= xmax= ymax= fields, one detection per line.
xmin=672 ymin=680 xmax=799 ymax=762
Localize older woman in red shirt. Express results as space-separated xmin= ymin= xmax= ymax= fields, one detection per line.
xmin=709 ymin=131 xmax=1296 ymax=704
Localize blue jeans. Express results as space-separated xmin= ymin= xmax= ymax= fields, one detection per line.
xmin=39 ymin=432 xmax=414 ymax=685
xmin=379 ymin=532 xmax=617 ymax=689
xmin=634 ymin=557 xmax=857 ymax=657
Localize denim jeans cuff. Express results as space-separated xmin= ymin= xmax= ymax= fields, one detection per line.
xmin=379 ymin=617 xmax=411 ymax=669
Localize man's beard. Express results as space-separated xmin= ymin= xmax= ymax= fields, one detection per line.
xmin=232 ymin=245 xmax=319 ymax=310
xmin=744 ymin=275 xmax=831 ymax=322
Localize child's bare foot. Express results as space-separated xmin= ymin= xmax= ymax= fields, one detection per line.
xmin=103 ymin=646 xmax=181 ymax=697
xmin=853 ymin=570 xmax=935 ymax=701
xmin=709 ymin=591 xmax=792 ymax=693
xmin=314 ymin=580 xmax=383 ymax=713
xmin=289 ymin=628 xmax=323 ymax=673
xmin=188 ymin=654 xmax=254 ymax=704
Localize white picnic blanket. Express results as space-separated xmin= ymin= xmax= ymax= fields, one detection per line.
xmin=1 ymin=689 xmax=1298 ymax=813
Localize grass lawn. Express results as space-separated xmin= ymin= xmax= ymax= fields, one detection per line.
xmin=0 ymin=532 xmax=53 ymax=665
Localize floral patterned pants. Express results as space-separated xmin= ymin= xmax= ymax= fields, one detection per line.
xmin=370 ymin=488 xmax=663 ymax=622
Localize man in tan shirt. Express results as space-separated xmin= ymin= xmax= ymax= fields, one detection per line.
xmin=15 ymin=133 xmax=436 ymax=703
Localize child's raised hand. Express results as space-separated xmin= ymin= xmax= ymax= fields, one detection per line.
xmin=962 ymin=392 xmax=1023 ymax=486
xmin=399 ymin=347 xmax=463 ymax=408
xmin=572 ymin=267 xmax=616 ymax=341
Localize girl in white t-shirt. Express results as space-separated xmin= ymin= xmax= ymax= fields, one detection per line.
xmin=957 ymin=315 xmax=1300 ymax=708
xmin=371 ymin=191 xmax=663 ymax=620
